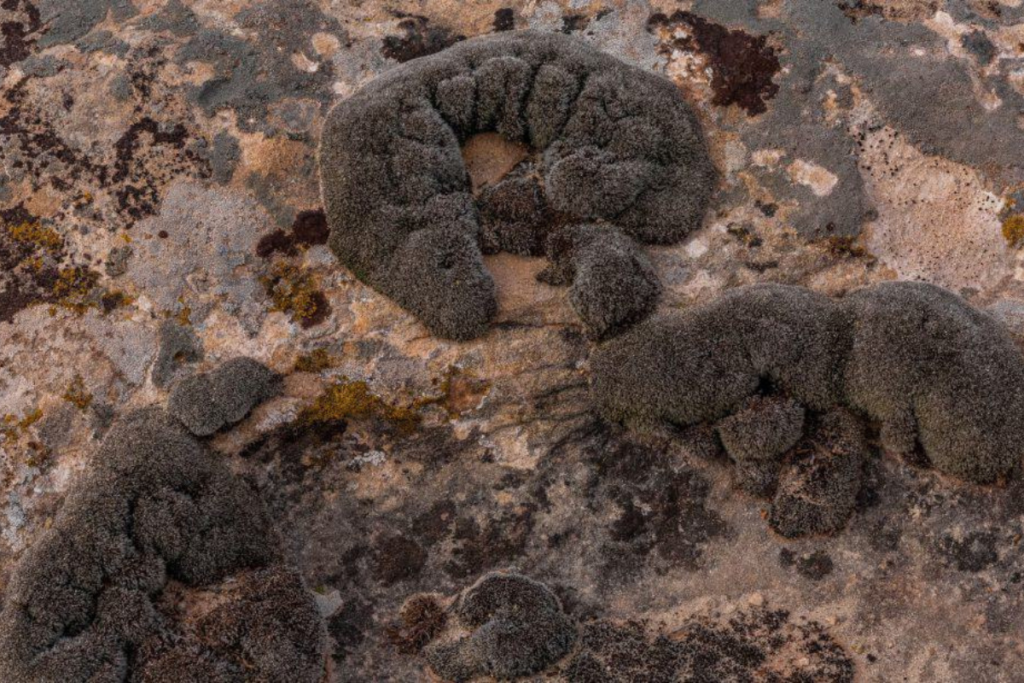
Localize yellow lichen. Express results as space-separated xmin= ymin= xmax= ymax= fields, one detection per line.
xmin=262 ymin=262 xmax=328 ymax=327
xmin=52 ymin=266 xmax=100 ymax=313
xmin=7 ymin=220 xmax=62 ymax=251
xmin=820 ymin=235 xmax=871 ymax=260
xmin=63 ymin=375 xmax=93 ymax=411
xmin=300 ymin=379 xmax=421 ymax=435
xmin=1 ymin=408 xmax=42 ymax=442
xmin=294 ymin=348 xmax=336 ymax=373
xmin=1002 ymin=215 xmax=1024 ymax=248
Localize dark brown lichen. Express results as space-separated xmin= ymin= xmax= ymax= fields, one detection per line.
xmin=647 ymin=11 xmax=781 ymax=115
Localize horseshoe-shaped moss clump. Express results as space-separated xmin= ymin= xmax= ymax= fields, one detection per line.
xmin=319 ymin=30 xmax=715 ymax=340
xmin=593 ymin=282 xmax=1024 ymax=488
xmin=0 ymin=407 xmax=327 ymax=683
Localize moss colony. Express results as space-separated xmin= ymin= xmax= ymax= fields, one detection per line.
xmin=409 ymin=571 xmax=854 ymax=681
xmin=318 ymin=30 xmax=715 ymax=340
xmin=168 ymin=357 xmax=282 ymax=437
xmin=593 ymin=281 xmax=1024 ymax=537
xmin=0 ymin=364 xmax=326 ymax=682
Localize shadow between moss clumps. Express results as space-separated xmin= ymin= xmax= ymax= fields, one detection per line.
xmin=0 ymin=361 xmax=326 ymax=682
xmin=318 ymin=30 xmax=715 ymax=341
xmin=592 ymin=281 xmax=1024 ymax=537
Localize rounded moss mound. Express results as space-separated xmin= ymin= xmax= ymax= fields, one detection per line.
xmin=841 ymin=281 xmax=1024 ymax=484
xmin=424 ymin=572 xmax=577 ymax=681
xmin=591 ymin=283 xmax=847 ymax=430
xmin=168 ymin=357 xmax=282 ymax=437
xmin=0 ymin=408 xmax=327 ymax=683
xmin=540 ymin=224 xmax=661 ymax=340
xmin=319 ymin=30 xmax=715 ymax=340
xmin=592 ymin=281 xmax=1024 ymax=497
xmin=768 ymin=409 xmax=867 ymax=538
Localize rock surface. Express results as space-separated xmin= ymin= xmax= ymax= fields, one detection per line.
xmin=4 ymin=1 xmax=1024 ymax=681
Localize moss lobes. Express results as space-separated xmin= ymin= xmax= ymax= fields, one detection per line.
xmin=319 ymin=30 xmax=715 ymax=340
xmin=168 ymin=357 xmax=282 ymax=437
xmin=0 ymin=408 xmax=327 ymax=682
xmin=541 ymin=224 xmax=661 ymax=340
xmin=592 ymin=281 xmax=1024 ymax=533
xmin=423 ymin=573 xmax=576 ymax=681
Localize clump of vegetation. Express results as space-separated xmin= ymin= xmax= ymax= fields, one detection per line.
xmin=423 ymin=573 xmax=577 ymax=681
xmin=0 ymin=408 xmax=329 ymax=683
xmin=387 ymin=594 xmax=448 ymax=655
xmin=319 ymin=30 xmax=715 ymax=340
xmin=592 ymin=281 xmax=1024 ymax=537
xmin=168 ymin=358 xmax=282 ymax=437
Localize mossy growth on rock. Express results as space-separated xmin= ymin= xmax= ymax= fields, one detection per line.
xmin=768 ymin=409 xmax=867 ymax=538
xmin=540 ymin=224 xmax=661 ymax=340
xmin=564 ymin=607 xmax=854 ymax=682
xmin=592 ymin=284 xmax=847 ymax=431
xmin=841 ymin=281 xmax=1024 ymax=484
xmin=592 ymin=281 xmax=1024 ymax=536
xmin=422 ymin=572 xmax=577 ymax=681
xmin=319 ymin=30 xmax=715 ymax=340
xmin=168 ymin=357 xmax=282 ymax=437
xmin=0 ymin=408 xmax=327 ymax=683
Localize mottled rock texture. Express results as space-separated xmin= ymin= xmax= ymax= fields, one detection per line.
xmin=5 ymin=1 xmax=1024 ymax=681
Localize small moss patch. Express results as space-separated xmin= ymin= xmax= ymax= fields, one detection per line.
xmin=294 ymin=348 xmax=336 ymax=373
xmin=386 ymin=595 xmax=447 ymax=655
